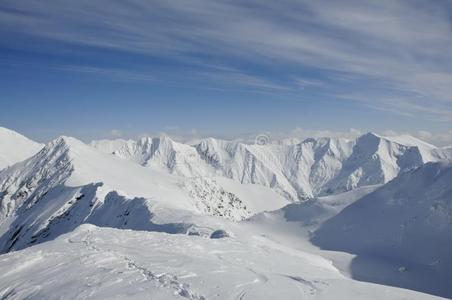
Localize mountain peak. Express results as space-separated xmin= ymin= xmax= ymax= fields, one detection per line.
xmin=1 ymin=134 xmax=189 ymax=204
xmin=45 ymin=136 xmax=88 ymax=155
xmin=136 ymin=135 xmax=177 ymax=148
xmin=360 ymin=132 xmax=382 ymax=140
xmin=353 ymin=132 xmax=382 ymax=151
xmin=0 ymin=127 xmax=43 ymax=170
xmin=53 ymin=135 xmax=84 ymax=146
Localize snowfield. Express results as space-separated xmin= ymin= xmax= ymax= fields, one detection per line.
xmin=0 ymin=224 xmax=444 ymax=300
xmin=0 ymin=127 xmax=451 ymax=299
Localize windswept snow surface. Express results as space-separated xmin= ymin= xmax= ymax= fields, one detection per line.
xmin=0 ymin=127 xmax=43 ymax=171
xmin=0 ymin=224 xmax=444 ymax=300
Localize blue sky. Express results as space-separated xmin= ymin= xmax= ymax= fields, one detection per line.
xmin=1 ymin=0 xmax=452 ymax=144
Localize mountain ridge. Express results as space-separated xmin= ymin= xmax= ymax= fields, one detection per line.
xmin=0 ymin=134 xmax=289 ymax=252
xmin=92 ymin=132 xmax=452 ymax=200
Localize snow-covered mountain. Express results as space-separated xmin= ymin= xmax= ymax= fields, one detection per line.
xmin=92 ymin=136 xmax=214 ymax=177
xmin=1 ymin=127 xmax=452 ymax=299
xmin=92 ymin=132 xmax=451 ymax=200
xmin=243 ymin=162 xmax=452 ymax=298
xmin=312 ymin=161 xmax=452 ymax=298
xmin=321 ymin=133 xmax=448 ymax=194
xmin=0 ymin=135 xmax=288 ymax=253
xmin=0 ymin=127 xmax=43 ymax=170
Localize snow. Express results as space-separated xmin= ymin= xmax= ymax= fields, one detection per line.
xmin=213 ymin=176 xmax=289 ymax=213
xmin=0 ymin=127 xmax=43 ymax=170
xmin=1 ymin=127 xmax=452 ymax=299
xmin=312 ymin=162 xmax=452 ymax=298
xmin=92 ymin=132 xmax=452 ymax=200
xmin=0 ymin=224 xmax=443 ymax=300
xmin=0 ymin=135 xmax=290 ymax=252
xmin=380 ymin=133 xmax=436 ymax=149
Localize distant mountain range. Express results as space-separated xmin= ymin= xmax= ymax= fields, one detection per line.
xmin=91 ymin=132 xmax=452 ymax=200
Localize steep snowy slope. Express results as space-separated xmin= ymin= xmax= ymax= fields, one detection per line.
xmin=92 ymin=133 xmax=451 ymax=200
xmin=90 ymin=138 xmax=133 ymax=156
xmin=280 ymin=137 xmax=354 ymax=196
xmin=0 ymin=127 xmax=43 ymax=170
xmin=320 ymin=133 xmax=449 ymax=194
xmin=0 ymin=224 xmax=443 ymax=300
xmin=383 ymin=134 xmax=436 ymax=148
xmin=93 ymin=136 xmax=215 ymax=177
xmin=92 ymin=136 xmax=354 ymax=200
xmin=312 ymin=162 xmax=452 ymax=298
xmin=0 ymin=136 xmax=288 ymax=253
xmin=197 ymin=139 xmax=302 ymax=199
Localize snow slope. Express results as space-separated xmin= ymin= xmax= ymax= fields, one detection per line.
xmin=312 ymin=162 xmax=452 ymax=298
xmin=321 ymin=133 xmax=441 ymax=193
xmin=248 ymin=185 xmax=381 ymax=239
xmin=0 ymin=127 xmax=43 ymax=170
xmin=94 ymin=136 xmax=354 ymax=200
xmin=0 ymin=136 xmax=288 ymax=253
xmin=92 ymin=133 xmax=451 ymax=200
xmin=243 ymin=164 xmax=452 ymax=299
xmin=0 ymin=224 xmax=443 ymax=300
xmin=92 ymin=136 xmax=215 ymax=178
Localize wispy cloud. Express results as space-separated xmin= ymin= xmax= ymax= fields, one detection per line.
xmin=339 ymin=93 xmax=452 ymax=121
xmin=1 ymin=0 xmax=452 ymax=119
xmin=56 ymin=64 xmax=292 ymax=92
xmin=57 ymin=65 xmax=156 ymax=83
xmin=293 ymin=78 xmax=325 ymax=89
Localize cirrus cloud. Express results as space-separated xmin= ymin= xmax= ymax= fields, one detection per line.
xmin=1 ymin=0 xmax=452 ymax=121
